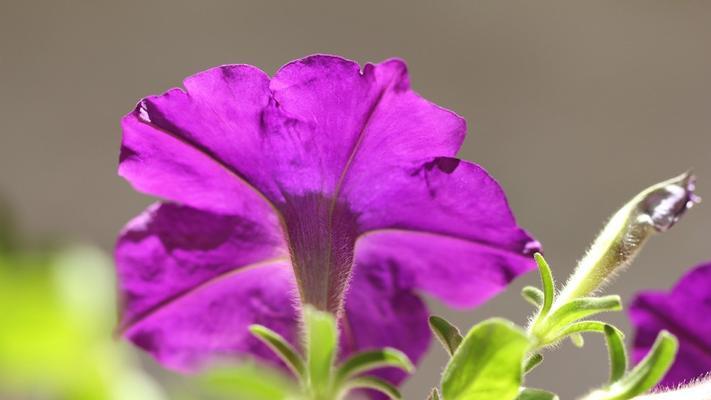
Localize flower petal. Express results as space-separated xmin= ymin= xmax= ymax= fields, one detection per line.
xmin=271 ymin=55 xmax=466 ymax=196
xmin=356 ymin=230 xmax=533 ymax=309
xmin=119 ymin=65 xmax=277 ymax=215
xmin=119 ymin=56 xmax=468 ymax=313
xmin=352 ymin=158 xmax=539 ymax=307
xmin=341 ymin=254 xmax=431 ymax=390
xmin=629 ymin=261 xmax=711 ymax=387
xmin=116 ymin=203 xmax=296 ymax=371
xmin=120 ymin=55 xmax=464 ymax=209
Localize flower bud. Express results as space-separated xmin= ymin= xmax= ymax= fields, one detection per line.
xmin=557 ymin=172 xmax=700 ymax=303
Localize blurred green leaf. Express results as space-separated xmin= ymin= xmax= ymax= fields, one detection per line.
xmin=521 ymin=286 xmax=544 ymax=307
xmin=343 ymin=376 xmax=401 ymax=399
xmin=441 ymin=318 xmax=531 ymax=400
xmin=523 ymin=353 xmax=544 ymax=374
xmin=249 ymin=324 xmax=305 ymax=378
xmin=516 ymin=387 xmax=559 ymax=400
xmin=0 ymin=197 xmax=15 ymax=253
xmin=538 ymin=296 xmax=622 ymax=342
xmin=429 ymin=315 xmax=463 ymax=356
xmin=553 ymin=321 xmax=624 ymax=339
xmin=583 ymin=331 xmax=678 ymax=400
xmin=201 ymin=363 xmax=298 ymax=400
xmin=336 ymin=348 xmax=413 ymax=383
xmin=534 ymin=253 xmax=555 ymax=317
xmin=603 ymin=324 xmax=628 ymax=383
xmin=0 ymin=246 xmax=166 ymax=400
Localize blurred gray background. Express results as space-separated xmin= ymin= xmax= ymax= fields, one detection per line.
xmin=1 ymin=1 xmax=710 ymax=398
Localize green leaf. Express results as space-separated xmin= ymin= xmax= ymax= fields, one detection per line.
xmin=427 ymin=388 xmax=441 ymax=400
xmin=544 ymin=321 xmax=625 ymax=349
xmin=523 ymin=353 xmax=544 ymax=374
xmin=516 ymin=387 xmax=560 ymax=400
xmin=553 ymin=321 xmax=624 ymax=338
xmin=249 ymin=324 xmax=305 ymax=378
xmin=521 ymin=286 xmax=544 ymax=307
xmin=534 ymin=253 xmax=555 ymax=316
xmin=442 ymin=318 xmax=531 ymax=400
xmin=343 ymin=376 xmax=401 ymax=399
xmin=335 ymin=348 xmax=413 ymax=383
xmin=304 ymin=305 xmax=338 ymax=394
xmin=429 ymin=316 xmax=464 ymax=356
xmin=201 ymin=363 xmax=296 ymax=400
xmin=582 ymin=330 xmax=678 ymax=400
xmin=603 ymin=324 xmax=627 ymax=383
xmin=539 ymin=295 xmax=622 ymax=341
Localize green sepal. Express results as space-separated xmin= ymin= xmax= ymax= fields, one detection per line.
xmin=343 ymin=376 xmax=401 ymax=399
xmin=442 ymin=318 xmax=531 ymax=400
xmin=523 ymin=353 xmax=544 ymax=374
xmin=521 ymin=286 xmax=544 ymax=307
xmin=582 ymin=330 xmax=678 ymax=400
xmin=303 ymin=305 xmax=338 ymax=396
xmin=429 ymin=315 xmax=464 ymax=356
xmin=603 ymin=324 xmax=627 ymax=383
xmin=534 ymin=253 xmax=555 ymax=317
xmin=249 ymin=324 xmax=305 ymax=378
xmin=516 ymin=387 xmax=560 ymax=400
xmin=335 ymin=348 xmax=413 ymax=383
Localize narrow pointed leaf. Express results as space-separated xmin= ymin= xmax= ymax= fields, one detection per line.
xmin=249 ymin=325 xmax=305 ymax=378
xmin=442 ymin=318 xmax=531 ymax=400
xmin=524 ymin=353 xmax=544 ymax=374
xmin=429 ymin=316 xmax=464 ymax=356
xmin=554 ymin=321 xmax=624 ymax=338
xmin=344 ymin=376 xmax=402 ymax=399
xmin=543 ymin=296 xmax=622 ymax=337
xmin=546 ymin=321 xmax=625 ymax=349
xmin=603 ymin=324 xmax=627 ymax=383
xmin=304 ymin=305 xmax=338 ymax=393
xmin=335 ymin=348 xmax=413 ymax=382
xmin=613 ymin=331 xmax=677 ymax=396
xmin=534 ymin=253 xmax=555 ymax=316
xmin=428 ymin=388 xmax=441 ymax=400
xmin=583 ymin=331 xmax=678 ymax=400
xmin=516 ymin=387 xmax=560 ymax=400
xmin=522 ymin=286 xmax=544 ymax=307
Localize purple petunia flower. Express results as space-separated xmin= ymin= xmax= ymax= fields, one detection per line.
xmin=629 ymin=261 xmax=711 ymax=387
xmin=115 ymin=55 xmax=539 ymax=384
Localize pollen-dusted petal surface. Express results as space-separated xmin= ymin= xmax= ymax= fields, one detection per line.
xmin=116 ymin=203 xmax=296 ymax=371
xmin=629 ymin=261 xmax=711 ymax=387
